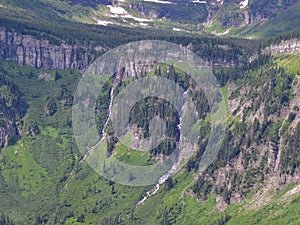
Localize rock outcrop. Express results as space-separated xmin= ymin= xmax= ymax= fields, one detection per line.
xmin=0 ymin=122 xmax=19 ymax=149
xmin=0 ymin=79 xmax=22 ymax=149
xmin=0 ymin=27 xmax=96 ymax=70
xmin=265 ymin=39 xmax=300 ymax=55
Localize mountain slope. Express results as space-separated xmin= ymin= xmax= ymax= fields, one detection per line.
xmin=1 ymin=0 xmax=299 ymax=38
xmin=0 ymin=32 xmax=300 ymax=224
xmin=0 ymin=1 xmax=300 ymax=224
xmin=230 ymin=2 xmax=300 ymax=38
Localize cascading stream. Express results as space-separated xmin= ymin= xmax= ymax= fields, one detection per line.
xmin=136 ymin=89 xmax=189 ymax=206
xmin=68 ymin=86 xmax=115 ymax=177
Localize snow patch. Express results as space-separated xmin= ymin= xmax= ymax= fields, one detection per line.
xmin=239 ymin=0 xmax=248 ymax=8
xmin=97 ymin=20 xmax=115 ymax=26
xmin=122 ymin=14 xmax=151 ymax=22
xmin=107 ymin=5 xmax=151 ymax=23
xmin=139 ymin=23 xmax=148 ymax=26
xmin=107 ymin=5 xmax=127 ymax=14
xmin=110 ymin=14 xmax=119 ymax=18
xmin=222 ymin=28 xmax=230 ymax=35
xmin=144 ymin=0 xmax=173 ymax=4
xmin=213 ymin=28 xmax=231 ymax=36
xmin=173 ymin=27 xmax=182 ymax=32
xmin=288 ymin=184 xmax=300 ymax=195
xmin=192 ymin=0 xmax=207 ymax=3
xmin=216 ymin=0 xmax=224 ymax=5
xmin=172 ymin=27 xmax=190 ymax=33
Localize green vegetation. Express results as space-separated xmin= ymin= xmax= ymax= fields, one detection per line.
xmin=0 ymin=60 xmax=153 ymax=224
xmin=120 ymin=174 xmax=300 ymax=225
xmin=141 ymin=1 xmax=208 ymax=24
xmin=206 ymin=2 xmax=246 ymax=35
xmin=275 ymin=53 xmax=300 ymax=75
xmin=114 ymin=143 xmax=153 ymax=166
xmin=231 ymin=3 xmax=300 ymax=38
xmin=0 ymin=1 xmax=300 ymax=223
xmin=0 ymin=45 xmax=298 ymax=223
xmin=0 ymin=139 xmax=48 ymax=197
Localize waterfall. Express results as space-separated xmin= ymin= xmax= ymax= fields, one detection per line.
xmin=68 ymin=85 xmax=115 ymax=177
xmin=102 ymin=86 xmax=115 ymax=139
xmin=80 ymin=85 xmax=115 ymax=164
xmin=136 ymin=89 xmax=188 ymax=206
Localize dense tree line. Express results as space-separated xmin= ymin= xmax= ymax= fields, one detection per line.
xmin=0 ymin=213 xmax=16 ymax=225
xmin=263 ymin=29 xmax=300 ymax=47
xmin=189 ymin=53 xmax=296 ymax=202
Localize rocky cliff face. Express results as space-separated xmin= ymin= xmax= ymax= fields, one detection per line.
xmin=265 ymin=39 xmax=300 ymax=55
xmin=0 ymin=27 xmax=96 ymax=70
xmin=0 ymin=78 xmax=22 ymax=149
xmin=0 ymin=122 xmax=19 ymax=149
xmin=194 ymin=68 xmax=300 ymax=211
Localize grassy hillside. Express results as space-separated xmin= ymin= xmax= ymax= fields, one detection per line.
xmin=0 ymin=39 xmax=300 ymax=223
xmin=0 ymin=1 xmax=300 ymax=224
xmin=120 ymin=174 xmax=300 ymax=225
xmin=0 ymin=60 xmax=153 ymax=224
xmin=0 ymin=0 xmax=207 ymax=38
xmin=230 ymin=3 xmax=300 ymax=38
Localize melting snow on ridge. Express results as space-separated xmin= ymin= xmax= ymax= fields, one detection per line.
xmin=216 ymin=0 xmax=224 ymax=5
xmin=144 ymin=0 xmax=173 ymax=4
xmin=192 ymin=0 xmax=207 ymax=3
xmin=107 ymin=5 xmax=127 ymax=14
xmin=139 ymin=23 xmax=148 ymax=26
xmin=239 ymin=0 xmax=248 ymax=8
xmin=173 ymin=27 xmax=182 ymax=32
xmin=97 ymin=20 xmax=115 ymax=26
xmin=122 ymin=14 xmax=151 ymax=22
xmin=173 ymin=27 xmax=190 ymax=33
xmin=107 ymin=5 xmax=152 ymax=23
xmin=290 ymin=185 xmax=300 ymax=195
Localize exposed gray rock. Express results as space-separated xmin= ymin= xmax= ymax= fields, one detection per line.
xmin=0 ymin=96 xmax=21 ymax=149
xmin=0 ymin=121 xmax=19 ymax=149
xmin=265 ymin=39 xmax=300 ymax=55
xmin=0 ymin=27 xmax=96 ymax=70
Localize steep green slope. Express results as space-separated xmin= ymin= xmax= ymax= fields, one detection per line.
xmin=119 ymin=176 xmax=300 ymax=225
xmin=0 ymin=60 xmax=159 ymax=224
xmin=0 ymin=1 xmax=300 ymax=223
xmin=0 ymin=0 xmax=207 ymax=36
xmin=0 ymin=0 xmax=204 ymax=48
xmin=1 ymin=0 xmax=299 ymax=38
xmin=0 ymin=36 xmax=300 ymax=224
xmin=230 ymin=3 xmax=300 ymax=38
xmin=122 ymin=48 xmax=300 ymax=225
